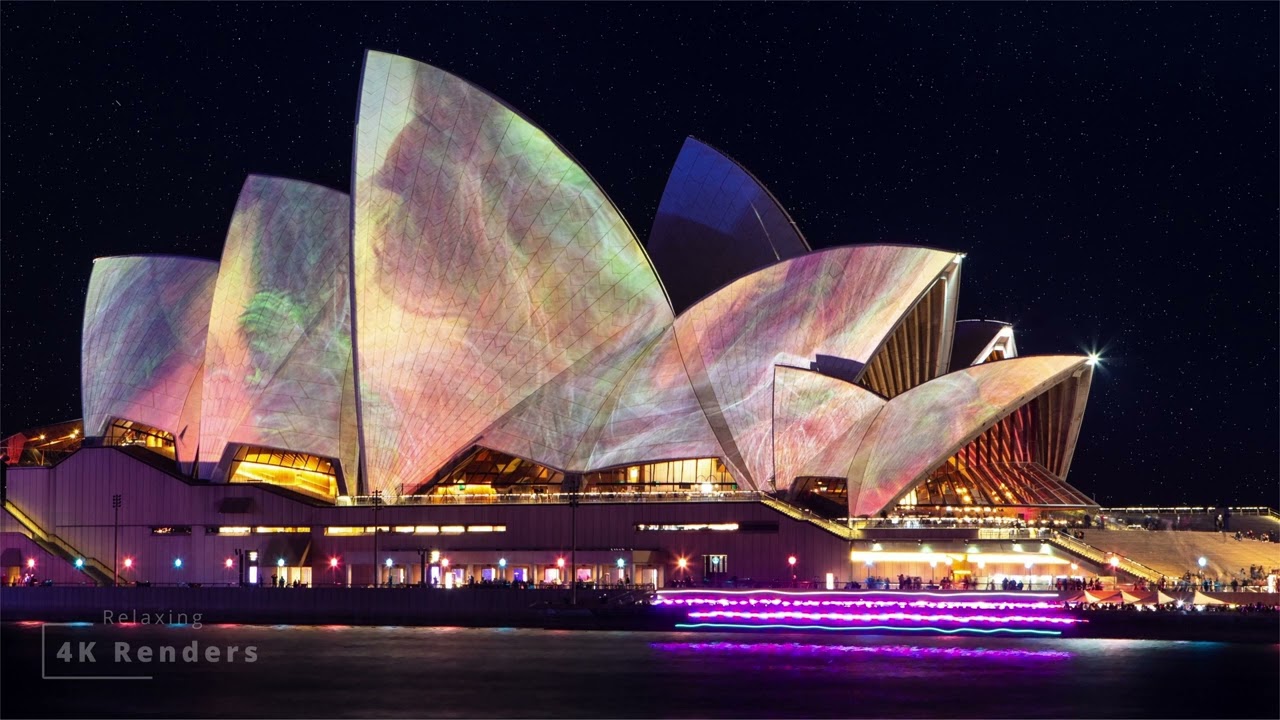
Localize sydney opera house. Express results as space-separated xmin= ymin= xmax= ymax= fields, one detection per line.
xmin=2 ymin=51 xmax=1100 ymax=589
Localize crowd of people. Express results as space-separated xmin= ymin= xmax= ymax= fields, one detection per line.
xmin=1068 ymin=600 xmax=1279 ymax=614
xmin=1232 ymin=529 xmax=1276 ymax=543
xmin=1155 ymin=566 xmax=1280 ymax=594
xmin=1055 ymin=576 xmax=1107 ymax=592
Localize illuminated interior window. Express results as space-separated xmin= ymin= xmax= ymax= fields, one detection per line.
xmin=416 ymin=447 xmax=736 ymax=496
xmin=229 ymin=445 xmax=339 ymax=501
xmin=253 ymin=526 xmax=311 ymax=534
xmin=416 ymin=447 xmax=563 ymax=495
xmin=586 ymin=458 xmax=737 ymax=493
xmin=105 ymin=418 xmax=176 ymax=459
xmin=635 ymin=522 xmax=741 ymax=532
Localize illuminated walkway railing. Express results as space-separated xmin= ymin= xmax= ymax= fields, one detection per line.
xmin=4 ymin=499 xmax=113 ymax=586
xmin=1044 ymin=530 xmax=1164 ymax=584
xmin=655 ymin=589 xmax=1083 ymax=636
xmin=758 ymin=496 xmax=854 ymax=540
xmin=1099 ymin=505 xmax=1279 ymax=518
xmin=340 ymin=490 xmax=766 ymax=507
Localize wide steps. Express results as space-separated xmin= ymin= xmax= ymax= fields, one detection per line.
xmin=1078 ymin=529 xmax=1280 ymax=580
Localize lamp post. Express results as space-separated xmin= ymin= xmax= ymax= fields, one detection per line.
xmin=371 ymin=490 xmax=382 ymax=587
xmin=112 ymin=494 xmax=122 ymax=586
xmin=788 ymin=555 xmax=797 ymax=587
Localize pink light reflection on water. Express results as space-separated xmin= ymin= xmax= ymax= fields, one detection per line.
xmin=651 ymin=640 xmax=1072 ymax=661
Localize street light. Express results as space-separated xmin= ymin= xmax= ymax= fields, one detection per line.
xmin=565 ymin=472 xmax=582 ymax=606
xmin=371 ymin=489 xmax=383 ymax=587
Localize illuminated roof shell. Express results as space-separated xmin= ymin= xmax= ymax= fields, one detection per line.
xmin=846 ymin=355 xmax=1091 ymax=516
xmin=771 ymin=366 xmax=884 ymax=493
xmin=81 ymin=255 xmax=218 ymax=472
xmin=950 ymin=319 xmax=1018 ymax=367
xmin=198 ymin=176 xmax=357 ymax=488
xmin=352 ymin=51 xmax=672 ymax=494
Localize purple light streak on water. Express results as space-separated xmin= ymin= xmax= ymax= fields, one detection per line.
xmin=651 ymin=640 xmax=1073 ymax=661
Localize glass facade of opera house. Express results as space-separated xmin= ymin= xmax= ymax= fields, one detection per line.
xmin=2 ymin=51 xmax=1101 ymax=590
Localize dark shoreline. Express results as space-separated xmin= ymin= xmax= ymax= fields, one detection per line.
xmin=4 ymin=586 xmax=1277 ymax=644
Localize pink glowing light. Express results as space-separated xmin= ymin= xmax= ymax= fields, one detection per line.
xmin=685 ymin=610 xmax=1081 ymax=625
xmin=650 ymin=641 xmax=1072 ymax=661
xmin=655 ymin=596 xmax=1060 ymax=611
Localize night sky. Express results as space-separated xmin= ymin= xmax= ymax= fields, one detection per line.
xmin=2 ymin=3 xmax=1275 ymax=505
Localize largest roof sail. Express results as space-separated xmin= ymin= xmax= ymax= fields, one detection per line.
xmin=352 ymin=51 xmax=673 ymax=494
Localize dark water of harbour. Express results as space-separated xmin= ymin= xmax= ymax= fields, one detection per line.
xmin=3 ymin=623 xmax=1277 ymax=719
